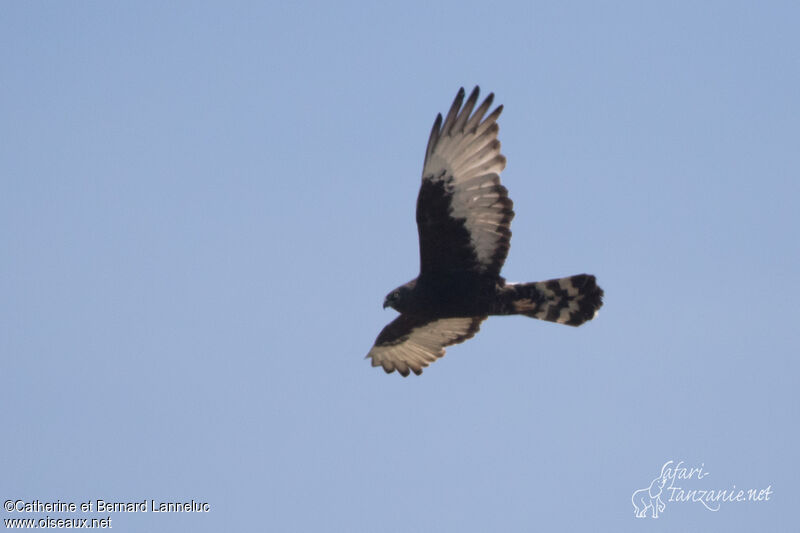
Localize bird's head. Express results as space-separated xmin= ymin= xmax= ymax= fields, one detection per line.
xmin=383 ymin=280 xmax=416 ymax=312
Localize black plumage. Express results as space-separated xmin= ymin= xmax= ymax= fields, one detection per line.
xmin=366 ymin=87 xmax=603 ymax=376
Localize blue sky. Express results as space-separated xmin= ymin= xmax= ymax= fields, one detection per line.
xmin=2 ymin=1 xmax=798 ymax=531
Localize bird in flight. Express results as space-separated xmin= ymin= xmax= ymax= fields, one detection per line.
xmin=366 ymin=87 xmax=603 ymax=376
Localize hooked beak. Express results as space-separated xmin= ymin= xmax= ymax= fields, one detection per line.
xmin=383 ymin=300 xmax=389 ymax=309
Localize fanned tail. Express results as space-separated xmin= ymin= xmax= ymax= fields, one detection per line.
xmin=499 ymin=274 xmax=603 ymax=326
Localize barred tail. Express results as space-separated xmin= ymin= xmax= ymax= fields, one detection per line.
xmin=499 ymin=274 xmax=604 ymax=326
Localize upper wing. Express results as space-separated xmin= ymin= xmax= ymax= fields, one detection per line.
xmin=416 ymin=86 xmax=514 ymax=277
xmin=366 ymin=314 xmax=486 ymax=376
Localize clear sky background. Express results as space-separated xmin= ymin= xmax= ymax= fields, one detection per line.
xmin=2 ymin=2 xmax=798 ymax=531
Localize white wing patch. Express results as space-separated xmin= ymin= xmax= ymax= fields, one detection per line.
xmin=367 ymin=316 xmax=485 ymax=376
xmin=422 ymin=87 xmax=512 ymax=274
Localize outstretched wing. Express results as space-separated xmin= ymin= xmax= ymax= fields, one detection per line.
xmin=417 ymin=86 xmax=514 ymax=277
xmin=366 ymin=314 xmax=486 ymax=376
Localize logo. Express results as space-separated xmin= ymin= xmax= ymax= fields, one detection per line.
xmin=631 ymin=460 xmax=773 ymax=519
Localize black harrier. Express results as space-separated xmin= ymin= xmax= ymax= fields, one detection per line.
xmin=366 ymin=87 xmax=603 ymax=376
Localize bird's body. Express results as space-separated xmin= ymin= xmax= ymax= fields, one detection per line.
xmin=388 ymin=273 xmax=495 ymax=317
xmin=366 ymin=87 xmax=603 ymax=376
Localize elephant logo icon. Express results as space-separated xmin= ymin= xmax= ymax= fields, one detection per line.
xmin=631 ymin=461 xmax=672 ymax=518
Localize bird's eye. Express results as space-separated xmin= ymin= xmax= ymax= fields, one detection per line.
xmin=393 ymin=291 xmax=400 ymax=299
